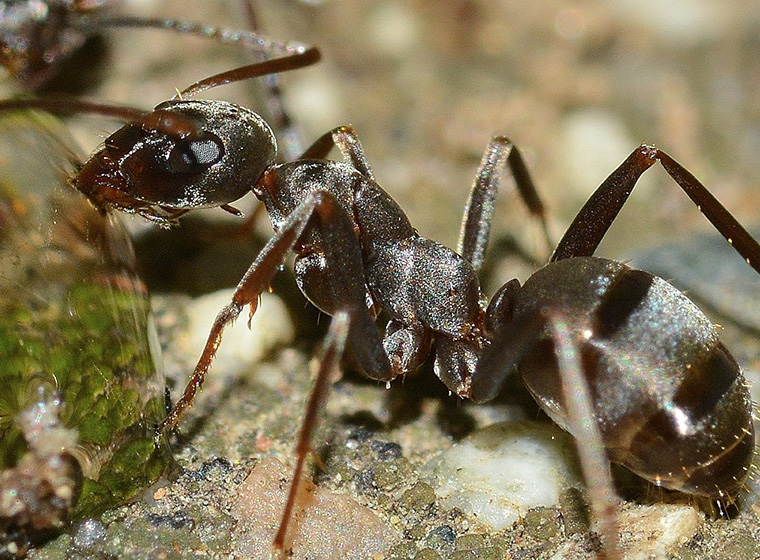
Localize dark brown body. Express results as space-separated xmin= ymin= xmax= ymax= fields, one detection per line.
xmin=75 ymin=100 xmax=275 ymax=224
xmin=513 ymin=257 xmax=754 ymax=498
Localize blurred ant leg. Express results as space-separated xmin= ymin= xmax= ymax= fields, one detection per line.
xmin=550 ymin=145 xmax=760 ymax=274
xmin=550 ymin=316 xmax=621 ymax=560
xmin=458 ymin=138 xmax=552 ymax=273
xmin=157 ymin=190 xmax=392 ymax=435
xmin=85 ymin=6 xmax=316 ymax=116
xmin=87 ymin=11 xmax=311 ymax=59
xmin=0 ymin=45 xmax=318 ymax=123
xmin=298 ymin=125 xmax=375 ymax=181
xmin=239 ymin=0 xmax=306 ymax=160
xmin=483 ymin=233 xmax=546 ymax=270
xmin=273 ymin=311 xmax=350 ymax=554
xmin=472 ymin=311 xmax=621 ymax=558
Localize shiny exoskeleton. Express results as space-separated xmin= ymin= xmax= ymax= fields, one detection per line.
xmin=493 ymin=256 xmax=754 ymax=498
xmin=3 ymin=53 xmax=758 ymax=558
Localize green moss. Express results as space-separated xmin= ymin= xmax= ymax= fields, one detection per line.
xmin=1 ymin=272 xmax=171 ymax=517
xmin=0 ymin=113 xmax=172 ymax=527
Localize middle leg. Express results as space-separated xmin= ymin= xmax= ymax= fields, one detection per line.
xmin=459 ymin=137 xmax=552 ymax=272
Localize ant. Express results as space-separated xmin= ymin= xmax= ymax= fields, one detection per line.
xmin=2 ymin=49 xmax=758 ymax=559
xmin=0 ymin=0 xmax=299 ymax=90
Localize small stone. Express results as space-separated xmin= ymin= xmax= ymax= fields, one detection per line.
xmin=523 ymin=508 xmax=561 ymax=541
xmin=70 ymin=518 xmax=107 ymax=552
xmin=183 ymin=290 xmax=294 ymax=378
xmin=426 ymin=524 xmax=457 ymax=550
xmin=367 ymin=2 xmax=420 ymax=57
xmin=371 ymin=440 xmax=403 ymax=461
xmin=455 ymin=533 xmax=487 ymax=551
xmin=559 ymin=487 xmax=591 ymax=535
xmin=401 ymin=481 xmax=437 ymax=514
xmin=423 ymin=421 xmax=582 ymax=531
xmin=617 ymin=504 xmax=702 ymax=558
xmin=231 ymin=457 xmax=400 ymax=559
xmin=558 ymin=109 xmax=641 ymax=203
xmin=611 ymin=0 xmax=725 ymax=45
xmin=414 ymin=548 xmax=441 ymax=560
xmin=198 ymin=456 xmax=233 ymax=482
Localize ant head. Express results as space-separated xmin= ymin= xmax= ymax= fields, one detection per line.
xmin=75 ymin=99 xmax=277 ymax=223
xmin=0 ymin=47 xmax=319 ymax=224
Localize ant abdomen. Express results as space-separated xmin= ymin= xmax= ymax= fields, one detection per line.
xmin=514 ymin=256 xmax=754 ymax=498
xmin=626 ymin=364 xmax=753 ymax=498
xmin=76 ymin=100 xmax=276 ymax=224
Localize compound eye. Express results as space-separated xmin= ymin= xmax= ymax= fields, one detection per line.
xmin=164 ymin=132 xmax=224 ymax=174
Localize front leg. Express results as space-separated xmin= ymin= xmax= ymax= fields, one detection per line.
xmin=158 ymin=189 xmax=392 ymax=436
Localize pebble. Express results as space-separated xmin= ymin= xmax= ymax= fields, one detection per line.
xmin=550 ymin=503 xmax=702 ymax=559
xmin=423 ymin=421 xmax=582 ymax=531
xmin=182 ymin=289 xmax=295 ymax=377
xmin=611 ymin=0 xmax=726 ymax=45
xmin=231 ymin=457 xmax=400 ymax=559
xmin=558 ymin=108 xmax=641 ymax=204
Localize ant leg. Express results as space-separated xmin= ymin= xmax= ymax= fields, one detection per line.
xmin=551 ymin=145 xmax=760 ymax=275
xmin=458 ymin=137 xmax=551 ymax=272
xmin=0 ymin=98 xmax=147 ymax=121
xmin=298 ymin=125 xmax=375 ymax=181
xmin=273 ymin=311 xmax=350 ymax=554
xmin=87 ymin=10 xmax=312 ymax=61
xmin=0 ymin=43 xmax=318 ymax=123
xmin=549 ymin=316 xmax=620 ymax=560
xmin=157 ymin=190 xmax=391 ymax=435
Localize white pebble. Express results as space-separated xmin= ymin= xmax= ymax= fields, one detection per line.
xmin=612 ymin=0 xmax=726 ymax=45
xmin=184 ymin=289 xmax=294 ymax=376
xmin=423 ymin=421 xmax=582 ymax=531
xmin=558 ymin=109 xmax=641 ymax=201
